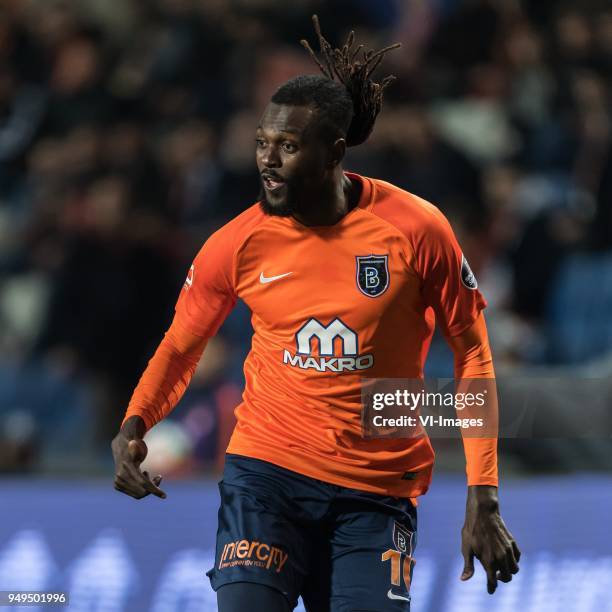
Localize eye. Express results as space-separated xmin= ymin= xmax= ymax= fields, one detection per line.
xmin=282 ymin=142 xmax=298 ymax=153
xmin=255 ymin=138 xmax=266 ymax=148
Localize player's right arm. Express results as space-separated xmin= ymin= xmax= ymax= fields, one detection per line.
xmin=111 ymin=318 xmax=208 ymax=499
xmin=111 ymin=216 xmax=244 ymax=500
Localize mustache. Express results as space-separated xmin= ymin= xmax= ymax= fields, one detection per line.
xmin=261 ymin=171 xmax=285 ymax=181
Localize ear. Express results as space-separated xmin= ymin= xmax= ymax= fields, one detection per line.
xmin=327 ymin=137 xmax=346 ymax=168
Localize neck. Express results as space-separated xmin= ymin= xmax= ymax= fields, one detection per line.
xmin=292 ymin=168 xmax=358 ymax=227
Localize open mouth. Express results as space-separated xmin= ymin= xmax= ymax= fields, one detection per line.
xmin=262 ymin=175 xmax=286 ymax=192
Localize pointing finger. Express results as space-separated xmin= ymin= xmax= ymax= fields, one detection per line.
xmin=142 ymin=470 xmax=167 ymax=499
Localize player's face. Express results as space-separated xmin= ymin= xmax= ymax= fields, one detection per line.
xmin=256 ymin=103 xmax=330 ymax=216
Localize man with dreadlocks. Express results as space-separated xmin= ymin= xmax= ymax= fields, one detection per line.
xmin=112 ymin=15 xmax=520 ymax=611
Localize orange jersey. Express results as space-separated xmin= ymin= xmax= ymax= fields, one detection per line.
xmin=174 ymin=173 xmax=487 ymax=497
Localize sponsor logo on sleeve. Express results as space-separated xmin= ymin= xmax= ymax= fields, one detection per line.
xmin=183 ymin=264 xmax=195 ymax=290
xmin=461 ymin=255 xmax=478 ymax=290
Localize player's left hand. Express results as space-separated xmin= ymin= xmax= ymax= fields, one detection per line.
xmin=460 ymin=485 xmax=520 ymax=594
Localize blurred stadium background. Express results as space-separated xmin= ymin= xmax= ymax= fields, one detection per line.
xmin=1 ymin=0 xmax=611 ymax=610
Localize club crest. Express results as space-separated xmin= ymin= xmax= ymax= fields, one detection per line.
xmin=393 ymin=521 xmax=414 ymax=555
xmin=356 ymin=255 xmax=389 ymax=297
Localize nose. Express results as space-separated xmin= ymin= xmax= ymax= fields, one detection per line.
xmin=260 ymin=144 xmax=281 ymax=168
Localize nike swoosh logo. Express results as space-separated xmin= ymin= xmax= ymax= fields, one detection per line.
xmin=259 ymin=271 xmax=292 ymax=284
xmin=387 ymin=589 xmax=410 ymax=602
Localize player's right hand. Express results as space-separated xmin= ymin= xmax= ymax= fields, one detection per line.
xmin=111 ymin=430 xmax=167 ymax=500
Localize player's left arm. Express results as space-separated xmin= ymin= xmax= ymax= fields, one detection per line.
xmin=414 ymin=203 xmax=521 ymax=593
xmin=446 ymin=313 xmax=521 ymax=594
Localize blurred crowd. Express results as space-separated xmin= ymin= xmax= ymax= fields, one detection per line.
xmin=0 ymin=0 xmax=611 ymax=474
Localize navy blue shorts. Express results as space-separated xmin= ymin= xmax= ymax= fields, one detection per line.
xmin=206 ymin=454 xmax=417 ymax=611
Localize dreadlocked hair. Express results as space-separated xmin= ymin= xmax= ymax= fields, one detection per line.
xmin=298 ymin=14 xmax=401 ymax=147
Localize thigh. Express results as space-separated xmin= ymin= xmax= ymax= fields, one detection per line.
xmin=217 ymin=582 xmax=292 ymax=612
xmin=207 ymin=455 xmax=328 ymax=610
xmin=298 ymin=523 xmax=333 ymax=612
xmin=326 ymin=494 xmax=417 ymax=612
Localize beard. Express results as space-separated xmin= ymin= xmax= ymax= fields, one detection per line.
xmin=258 ymin=183 xmax=295 ymax=217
